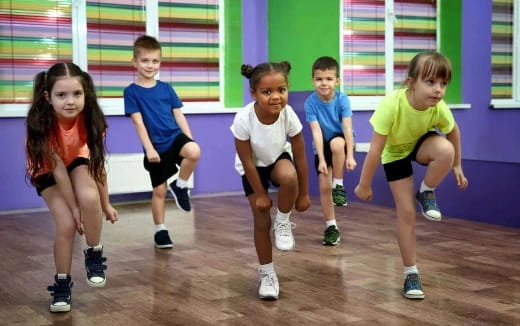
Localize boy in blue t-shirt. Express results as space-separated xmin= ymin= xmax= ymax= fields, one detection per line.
xmin=124 ymin=35 xmax=201 ymax=249
xmin=304 ymin=56 xmax=356 ymax=246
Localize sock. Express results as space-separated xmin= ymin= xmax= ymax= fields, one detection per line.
xmin=404 ymin=265 xmax=419 ymax=277
xmin=419 ymin=180 xmax=435 ymax=193
xmin=176 ymin=177 xmax=188 ymax=189
xmin=85 ymin=244 xmax=102 ymax=252
xmin=326 ymin=219 xmax=337 ymax=228
xmin=57 ymin=273 xmax=68 ymax=280
xmin=155 ymin=224 xmax=167 ymax=233
xmin=259 ymin=262 xmax=274 ymax=274
xmin=333 ymin=178 xmax=343 ymax=187
xmin=275 ymin=209 xmax=291 ymax=222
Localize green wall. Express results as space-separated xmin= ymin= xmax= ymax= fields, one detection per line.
xmin=267 ymin=0 xmax=340 ymax=91
xmin=439 ymin=0 xmax=462 ymax=103
xmin=223 ymin=0 xmax=243 ymax=107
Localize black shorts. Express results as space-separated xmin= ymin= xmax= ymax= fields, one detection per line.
xmin=383 ymin=131 xmax=438 ymax=182
xmin=34 ymin=157 xmax=89 ymax=196
xmin=313 ymin=134 xmax=347 ymax=174
xmin=241 ymin=152 xmax=292 ymax=196
xmin=144 ymin=133 xmax=193 ymax=188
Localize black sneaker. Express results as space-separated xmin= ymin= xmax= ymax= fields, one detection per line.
xmin=83 ymin=246 xmax=107 ymax=287
xmin=403 ymin=273 xmax=425 ymax=299
xmin=168 ymin=180 xmax=191 ymax=212
xmin=154 ymin=230 xmax=173 ymax=249
xmin=47 ymin=274 xmax=73 ymax=313
xmin=322 ymin=225 xmax=341 ymax=246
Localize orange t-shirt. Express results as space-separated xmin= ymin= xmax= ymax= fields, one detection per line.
xmin=55 ymin=114 xmax=90 ymax=167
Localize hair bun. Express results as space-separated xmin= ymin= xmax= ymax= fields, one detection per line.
xmin=241 ymin=64 xmax=254 ymax=79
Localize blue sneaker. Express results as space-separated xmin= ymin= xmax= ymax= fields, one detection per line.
xmin=47 ymin=274 xmax=73 ymax=312
xmin=403 ymin=273 xmax=425 ymax=299
xmin=415 ymin=190 xmax=441 ymax=221
xmin=83 ymin=245 xmax=107 ymax=287
xmin=168 ymin=180 xmax=191 ymax=212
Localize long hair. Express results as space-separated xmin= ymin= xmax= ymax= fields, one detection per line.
xmin=25 ymin=62 xmax=108 ymax=186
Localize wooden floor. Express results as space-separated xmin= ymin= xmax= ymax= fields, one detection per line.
xmin=1 ymin=195 xmax=519 ymax=326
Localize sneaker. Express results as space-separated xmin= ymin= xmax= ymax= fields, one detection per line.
xmin=403 ymin=273 xmax=425 ymax=299
xmin=322 ymin=225 xmax=341 ymax=246
xmin=83 ymin=245 xmax=107 ymax=287
xmin=415 ymin=190 xmax=442 ymax=221
xmin=273 ymin=218 xmax=295 ymax=251
xmin=258 ymin=272 xmax=279 ymax=300
xmin=47 ymin=274 xmax=73 ymax=313
xmin=168 ymin=180 xmax=191 ymax=212
xmin=154 ymin=230 xmax=173 ymax=249
xmin=332 ymin=185 xmax=348 ymax=206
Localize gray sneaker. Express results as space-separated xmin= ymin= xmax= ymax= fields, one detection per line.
xmin=415 ymin=190 xmax=441 ymax=221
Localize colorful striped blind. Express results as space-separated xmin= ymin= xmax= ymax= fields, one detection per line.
xmin=491 ymin=0 xmax=513 ymax=99
xmin=343 ymin=0 xmax=386 ymax=96
xmin=342 ymin=0 xmax=436 ymax=96
xmin=159 ymin=0 xmax=219 ymax=102
xmin=86 ymin=0 xmax=146 ymax=98
xmin=0 ymin=0 xmax=72 ymax=103
xmin=393 ymin=0 xmax=436 ymax=88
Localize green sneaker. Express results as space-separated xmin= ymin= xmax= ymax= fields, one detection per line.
xmin=332 ymin=185 xmax=347 ymax=206
xmin=322 ymin=225 xmax=340 ymax=246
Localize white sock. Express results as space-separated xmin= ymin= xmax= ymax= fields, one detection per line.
xmin=85 ymin=244 xmax=102 ymax=251
xmin=419 ymin=180 xmax=435 ymax=193
xmin=275 ymin=209 xmax=291 ymax=222
xmin=326 ymin=219 xmax=337 ymax=228
xmin=333 ymin=178 xmax=343 ymax=187
xmin=57 ymin=273 xmax=68 ymax=280
xmin=404 ymin=265 xmax=419 ymax=277
xmin=259 ymin=262 xmax=274 ymax=274
xmin=155 ymin=224 xmax=167 ymax=233
xmin=176 ymin=177 xmax=189 ymax=189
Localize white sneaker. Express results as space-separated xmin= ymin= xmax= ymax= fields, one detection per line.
xmin=273 ymin=218 xmax=295 ymax=251
xmin=258 ymin=272 xmax=279 ymax=300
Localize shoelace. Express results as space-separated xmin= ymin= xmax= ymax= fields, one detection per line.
xmin=261 ymin=273 xmax=277 ymax=287
xmin=421 ymin=192 xmax=439 ymax=210
xmin=274 ymin=220 xmax=296 ymax=237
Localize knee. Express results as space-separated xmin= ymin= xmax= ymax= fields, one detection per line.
xmin=397 ymin=208 xmax=417 ymax=226
xmin=330 ymin=137 xmax=346 ymax=153
xmin=56 ymin=219 xmax=77 ymax=240
xmin=277 ymin=169 xmax=298 ymax=188
xmin=184 ymin=142 xmax=201 ymax=162
xmin=319 ymin=177 xmax=332 ymax=193
xmin=153 ymin=185 xmax=168 ymax=199
xmin=76 ymin=186 xmax=100 ymax=211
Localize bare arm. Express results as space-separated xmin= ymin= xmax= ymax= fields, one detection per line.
xmin=308 ymin=121 xmax=327 ymax=174
xmin=173 ymin=108 xmax=193 ymax=139
xmin=129 ymin=112 xmax=160 ymax=162
xmin=342 ymin=116 xmax=357 ymax=171
xmin=355 ymin=131 xmax=387 ymax=201
xmin=290 ymin=132 xmax=311 ymax=212
xmin=52 ymin=156 xmax=83 ymax=234
xmin=96 ymin=169 xmax=118 ymax=223
xmin=235 ymin=138 xmax=272 ymax=211
xmin=446 ymin=123 xmax=468 ymax=189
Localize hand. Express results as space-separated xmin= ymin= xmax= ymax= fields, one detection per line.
xmin=255 ymin=193 xmax=272 ymax=212
xmin=146 ymin=149 xmax=161 ymax=163
xmin=295 ymin=194 xmax=311 ymax=212
xmin=72 ymin=207 xmax=84 ymax=235
xmin=354 ymin=184 xmax=373 ymax=201
xmin=452 ymin=165 xmax=468 ymax=190
xmin=103 ymin=204 xmax=119 ymax=224
xmin=345 ymin=157 xmax=357 ymax=172
xmin=317 ymin=160 xmax=328 ymax=175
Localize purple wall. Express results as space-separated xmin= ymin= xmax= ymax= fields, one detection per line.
xmin=1 ymin=0 xmax=519 ymax=227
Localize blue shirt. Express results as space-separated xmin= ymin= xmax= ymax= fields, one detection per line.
xmin=124 ymin=81 xmax=183 ymax=153
xmin=304 ymin=89 xmax=352 ymax=142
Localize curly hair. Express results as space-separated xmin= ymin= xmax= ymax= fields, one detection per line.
xmin=241 ymin=61 xmax=292 ymax=90
xmin=25 ymin=62 xmax=108 ymax=186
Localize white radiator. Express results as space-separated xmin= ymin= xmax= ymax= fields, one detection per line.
xmin=105 ymin=153 xmax=193 ymax=194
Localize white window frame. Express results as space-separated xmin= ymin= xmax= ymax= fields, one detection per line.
xmin=492 ymin=0 xmax=520 ymax=109
xmin=0 ymin=0 xmax=238 ymax=117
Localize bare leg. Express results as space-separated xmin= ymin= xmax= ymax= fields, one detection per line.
xmin=271 ymin=159 xmax=298 ymax=213
xmin=151 ymin=183 xmax=168 ymax=225
xmin=248 ymin=195 xmax=273 ymax=264
xmin=416 ymin=136 xmax=454 ymax=188
xmin=318 ymin=168 xmax=335 ymax=221
xmin=330 ymin=137 xmax=346 ymax=180
xmin=178 ymin=142 xmax=201 ymax=181
xmin=389 ymin=176 xmax=417 ymax=267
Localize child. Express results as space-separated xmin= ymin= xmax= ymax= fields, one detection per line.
xmin=25 ymin=62 xmax=118 ymax=312
xmin=230 ymin=61 xmax=311 ymax=300
xmin=354 ymin=51 xmax=468 ymax=299
xmin=304 ymin=56 xmax=356 ymax=246
xmin=124 ymin=35 xmax=201 ymax=249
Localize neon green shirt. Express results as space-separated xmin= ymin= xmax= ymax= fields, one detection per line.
xmin=370 ymin=88 xmax=455 ymax=164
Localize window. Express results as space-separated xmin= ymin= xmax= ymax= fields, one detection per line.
xmin=491 ymin=0 xmax=519 ymax=108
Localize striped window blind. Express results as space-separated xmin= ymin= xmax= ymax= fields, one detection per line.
xmin=86 ymin=0 xmax=146 ymax=98
xmin=393 ymin=0 xmax=436 ymax=88
xmin=158 ymin=0 xmax=219 ymax=102
xmin=343 ymin=0 xmax=386 ymax=96
xmin=342 ymin=0 xmax=436 ymax=96
xmin=491 ymin=0 xmax=513 ymax=99
xmin=0 ymin=0 xmax=72 ymax=103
